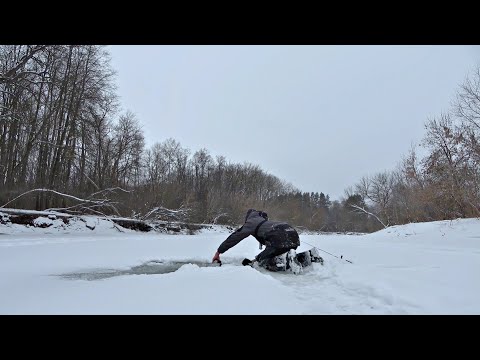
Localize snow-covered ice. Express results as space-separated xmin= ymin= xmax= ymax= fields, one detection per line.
xmin=1 ymin=215 xmax=479 ymax=314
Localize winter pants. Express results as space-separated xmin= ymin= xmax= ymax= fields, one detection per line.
xmin=255 ymin=224 xmax=300 ymax=268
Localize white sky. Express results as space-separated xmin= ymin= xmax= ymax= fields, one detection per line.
xmin=108 ymin=45 xmax=480 ymax=200
xmin=1 ymin=214 xmax=480 ymax=314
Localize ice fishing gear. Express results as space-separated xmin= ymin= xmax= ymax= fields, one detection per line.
xmin=302 ymin=240 xmax=353 ymax=264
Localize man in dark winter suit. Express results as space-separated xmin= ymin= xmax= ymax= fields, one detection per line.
xmin=212 ymin=208 xmax=300 ymax=271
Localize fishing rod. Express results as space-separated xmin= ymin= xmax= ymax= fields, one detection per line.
xmin=302 ymin=240 xmax=353 ymax=264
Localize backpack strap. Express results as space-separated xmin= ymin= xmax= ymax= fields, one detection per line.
xmin=254 ymin=219 xmax=267 ymax=239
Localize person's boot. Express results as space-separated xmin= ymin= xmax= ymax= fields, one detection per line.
xmin=295 ymin=250 xmax=312 ymax=267
xmin=309 ymin=248 xmax=324 ymax=265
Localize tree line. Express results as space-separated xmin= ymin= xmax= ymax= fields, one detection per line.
xmin=1 ymin=45 xmax=479 ymax=232
xmin=0 ymin=45 xmax=334 ymax=227
xmin=343 ymin=67 xmax=480 ymax=231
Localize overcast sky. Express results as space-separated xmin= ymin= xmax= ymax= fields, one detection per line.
xmin=108 ymin=45 xmax=480 ymax=201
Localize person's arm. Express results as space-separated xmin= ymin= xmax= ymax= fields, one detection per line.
xmin=212 ymin=250 xmax=221 ymax=263
xmin=212 ymin=221 xmax=256 ymax=262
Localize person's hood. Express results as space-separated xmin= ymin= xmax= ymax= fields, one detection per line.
xmin=245 ymin=209 xmax=268 ymax=222
xmin=245 ymin=208 xmax=257 ymax=222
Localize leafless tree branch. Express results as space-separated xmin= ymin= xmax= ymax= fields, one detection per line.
xmin=350 ymin=204 xmax=388 ymax=229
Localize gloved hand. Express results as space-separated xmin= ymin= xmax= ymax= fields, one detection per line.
xmin=242 ymin=258 xmax=253 ymax=266
xmin=212 ymin=251 xmax=221 ymax=264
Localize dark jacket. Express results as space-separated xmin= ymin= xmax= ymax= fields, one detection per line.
xmin=217 ymin=210 xmax=296 ymax=254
